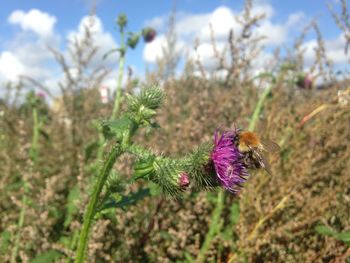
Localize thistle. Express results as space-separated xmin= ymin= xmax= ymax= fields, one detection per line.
xmin=178 ymin=172 xmax=190 ymax=188
xmin=296 ymin=73 xmax=313 ymax=89
xmin=142 ymin=27 xmax=157 ymax=43
xmin=74 ymin=86 xmax=276 ymax=262
xmin=210 ymin=131 xmax=248 ymax=194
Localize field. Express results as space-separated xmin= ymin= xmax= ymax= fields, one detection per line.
xmin=1 ymin=1 xmax=350 ymax=262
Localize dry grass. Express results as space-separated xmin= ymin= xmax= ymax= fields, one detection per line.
xmin=1 ymin=1 xmax=350 ymax=262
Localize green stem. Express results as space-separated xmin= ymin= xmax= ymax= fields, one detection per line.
xmin=111 ymin=30 xmax=126 ymax=120
xmin=74 ymin=145 xmax=122 ymax=263
xmin=248 ymin=85 xmax=272 ymax=132
xmin=96 ymin=132 xmax=105 ymax=161
xmin=126 ymin=144 xmax=153 ymax=158
xmin=10 ymin=182 xmax=29 ymax=263
xmin=196 ymin=191 xmax=224 ymax=263
xmin=11 ymin=106 xmax=40 ymax=263
xmin=30 ymin=107 xmax=39 ymax=163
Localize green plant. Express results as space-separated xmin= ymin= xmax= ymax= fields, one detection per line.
xmin=315 ymin=225 xmax=350 ymax=246
xmin=10 ymin=91 xmax=46 ymax=263
xmin=74 ymin=85 xmax=272 ymax=262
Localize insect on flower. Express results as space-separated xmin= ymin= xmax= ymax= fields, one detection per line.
xmin=211 ymin=130 xmax=248 ymax=194
xmin=232 ymin=125 xmax=280 ymax=175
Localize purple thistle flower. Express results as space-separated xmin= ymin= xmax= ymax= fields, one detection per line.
xmin=36 ymin=92 xmax=46 ymax=99
xmin=211 ymin=131 xmax=248 ymax=194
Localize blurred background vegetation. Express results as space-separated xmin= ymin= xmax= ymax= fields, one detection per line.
xmin=1 ymin=0 xmax=350 ymax=262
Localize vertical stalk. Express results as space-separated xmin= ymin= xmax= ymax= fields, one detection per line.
xmin=196 ymin=191 xmax=224 ymax=263
xmin=74 ymin=145 xmax=122 ymax=263
xmin=30 ymin=107 xmax=39 ymax=163
xmin=111 ymin=30 xmax=126 ymax=120
xmin=11 ymin=107 xmax=40 ymax=263
xmin=10 ymin=182 xmax=29 ymax=263
xmin=74 ymin=26 xmax=128 ymax=263
xmin=248 ymin=85 xmax=271 ymax=132
xmin=96 ymin=28 xmax=126 ymax=167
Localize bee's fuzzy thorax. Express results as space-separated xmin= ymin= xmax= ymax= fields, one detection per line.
xmin=238 ymin=131 xmax=261 ymax=152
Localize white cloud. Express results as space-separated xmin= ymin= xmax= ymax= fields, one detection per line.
xmin=143 ymin=35 xmax=167 ymax=63
xmin=0 ymin=51 xmax=25 ymax=82
xmin=1 ymin=12 xmax=120 ymax=98
xmin=67 ymin=15 xmax=118 ymax=67
xmin=251 ymin=3 xmax=274 ymax=19
xmin=143 ymin=34 xmax=185 ymax=64
xmin=302 ymin=33 xmax=350 ymax=67
xmin=326 ymin=34 xmax=350 ymax=64
xmin=142 ymin=3 xmax=303 ymax=70
xmin=286 ymin=11 xmax=305 ymax=27
xmin=256 ymin=21 xmax=286 ymax=45
xmin=8 ymin=9 xmax=57 ymax=37
xmin=199 ymin=6 xmax=238 ymax=41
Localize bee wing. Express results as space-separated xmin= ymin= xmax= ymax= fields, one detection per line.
xmin=261 ymin=139 xmax=280 ymax=154
xmin=252 ymin=150 xmax=273 ymax=175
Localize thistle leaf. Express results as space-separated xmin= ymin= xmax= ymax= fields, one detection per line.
xmin=101 ymin=116 xmax=137 ymax=141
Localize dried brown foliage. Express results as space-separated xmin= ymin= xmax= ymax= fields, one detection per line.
xmin=1 ymin=1 xmax=350 ymax=262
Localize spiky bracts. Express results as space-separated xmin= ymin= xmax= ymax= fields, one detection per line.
xmin=132 ymin=129 xmax=251 ymax=197
xmin=184 ymin=142 xmax=219 ymax=189
xmin=134 ymin=155 xmax=190 ymax=197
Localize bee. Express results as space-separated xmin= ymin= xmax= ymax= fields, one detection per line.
xmin=234 ymin=130 xmax=280 ymax=174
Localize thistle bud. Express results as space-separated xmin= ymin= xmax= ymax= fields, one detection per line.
xmin=178 ymin=172 xmax=190 ymax=188
xmin=142 ymin=27 xmax=156 ymax=43
xmin=117 ymin=13 xmax=127 ymax=30
xmin=127 ymin=33 xmax=140 ymax=49
xmin=296 ymin=73 xmax=313 ymax=89
xmin=36 ymin=92 xmax=46 ymax=99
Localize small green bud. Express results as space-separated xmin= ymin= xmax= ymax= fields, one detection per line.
xmin=126 ymin=86 xmax=164 ymax=125
xmin=126 ymin=33 xmax=140 ymax=49
xmin=185 ymin=142 xmax=219 ymax=189
xmin=134 ymin=158 xmax=155 ymax=179
xmin=117 ymin=13 xmax=127 ymax=30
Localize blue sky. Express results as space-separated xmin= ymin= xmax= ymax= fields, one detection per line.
xmin=0 ymin=0 xmax=348 ymax=94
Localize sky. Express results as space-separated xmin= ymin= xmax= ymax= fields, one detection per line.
xmin=0 ymin=0 xmax=348 ymax=96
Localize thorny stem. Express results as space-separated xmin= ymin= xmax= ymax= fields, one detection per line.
xmin=74 ymin=26 xmax=130 ymax=262
xmin=74 ymin=145 xmax=122 ymax=263
xmin=11 ymin=107 xmax=40 ymax=263
xmin=111 ymin=29 xmax=126 ymax=120
xmin=96 ymin=28 xmax=127 ymax=174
